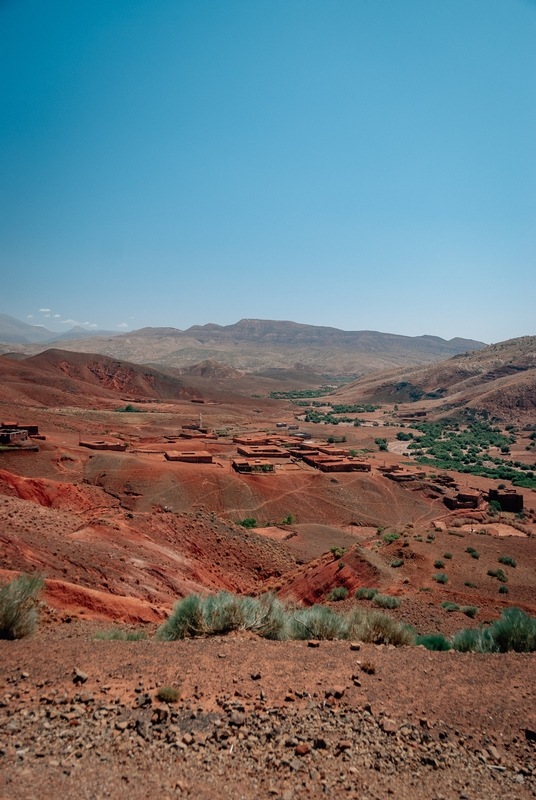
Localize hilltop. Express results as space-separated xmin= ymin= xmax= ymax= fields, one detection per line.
xmin=333 ymin=335 xmax=536 ymax=422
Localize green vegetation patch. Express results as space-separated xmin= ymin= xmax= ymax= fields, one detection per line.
xmin=0 ymin=573 xmax=44 ymax=640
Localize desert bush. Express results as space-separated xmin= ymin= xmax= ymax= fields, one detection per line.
xmin=391 ymin=559 xmax=404 ymax=568
xmin=0 ymin=573 xmax=44 ymax=640
xmin=432 ymin=573 xmax=448 ymax=584
xmin=434 ymin=559 xmax=445 ymax=569
xmin=291 ymin=605 xmax=345 ymax=640
xmin=330 ymin=546 xmax=347 ymax=559
xmin=464 ymin=581 xmax=478 ymax=588
xmin=451 ymin=608 xmax=536 ymax=653
xmin=156 ymin=686 xmax=180 ymax=703
xmin=448 ymin=530 xmax=465 ymax=537
xmin=156 ymin=592 xmax=288 ymax=641
xmin=461 ymin=606 xmax=479 ymax=618
xmin=441 ymin=601 xmax=460 ymax=612
xmin=93 ymin=629 xmax=147 ymax=641
xmin=416 ymin=633 xmax=451 ymax=651
xmin=344 ymin=607 xmax=414 ymax=646
xmin=452 ymin=627 xmax=492 ymax=653
xmin=327 ymin=587 xmax=348 ymax=601
xmin=360 ymin=660 xmax=376 ymax=674
xmin=282 ymin=514 xmax=295 ymax=525
xmin=488 ymin=569 xmax=508 ymax=583
xmin=414 ymin=535 xmax=423 ymax=541
xmin=354 ymin=587 xmax=378 ymax=600
xmin=499 ymin=585 xmax=509 ymax=594
xmin=372 ymin=593 xmax=401 ymax=609
xmin=498 ymin=556 xmax=517 ymax=568
xmin=443 ymin=552 xmax=452 ymax=559
xmin=383 ymin=532 xmax=400 ymax=544
xmin=236 ymin=517 xmax=257 ymax=528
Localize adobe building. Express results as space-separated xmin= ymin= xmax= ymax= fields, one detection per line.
xmin=232 ymin=459 xmax=274 ymax=474
xmin=236 ymin=445 xmax=290 ymax=459
xmin=0 ymin=428 xmax=28 ymax=446
xmin=180 ymin=430 xmax=217 ymax=440
xmin=488 ymin=488 xmax=523 ymax=513
xmin=165 ymin=451 xmax=213 ymax=463
xmin=1 ymin=422 xmax=39 ymax=436
xmin=79 ymin=440 xmax=128 ymax=452
xmin=384 ymin=468 xmax=426 ymax=482
xmin=443 ymin=489 xmax=483 ymax=511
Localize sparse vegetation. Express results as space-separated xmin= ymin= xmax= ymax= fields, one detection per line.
xmin=498 ymin=556 xmax=517 ymax=568
xmin=375 ymin=438 xmax=388 ymax=451
xmin=443 ymin=552 xmax=452 ymax=559
xmin=499 ymin=585 xmax=509 ymax=594
xmin=0 ymin=573 xmax=44 ymax=640
xmin=156 ymin=591 xmax=413 ymax=645
xmin=391 ymin=559 xmax=404 ymax=568
xmin=281 ymin=514 xmax=295 ymax=525
xmin=354 ymin=587 xmax=378 ymax=600
xmin=372 ymin=593 xmax=401 ymax=609
xmin=156 ymin=686 xmax=180 ymax=703
xmin=236 ymin=517 xmax=257 ymax=528
xmin=488 ymin=568 xmax=508 ymax=583
xmin=93 ymin=629 xmax=147 ymax=641
xmin=326 ymin=587 xmax=348 ymax=601
xmin=432 ymin=573 xmax=449 ymax=584
xmin=330 ymin=546 xmax=347 ymax=559
xmin=441 ymin=601 xmax=460 ymax=612
xmin=464 ymin=581 xmax=478 ymax=588
xmin=434 ymin=559 xmax=445 ymax=569
xmin=114 ymin=404 xmax=146 ymax=413
xmin=416 ymin=633 xmax=451 ymax=651
xmin=382 ymin=532 xmax=400 ymax=544
xmin=461 ymin=606 xmax=479 ymax=618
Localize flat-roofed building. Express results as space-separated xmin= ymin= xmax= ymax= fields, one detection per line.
xmin=79 ymin=440 xmax=127 ymax=452
xmin=165 ymin=450 xmax=213 ymax=463
xmin=236 ymin=445 xmax=290 ymax=459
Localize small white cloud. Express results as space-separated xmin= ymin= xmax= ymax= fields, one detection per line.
xmin=88 ymin=323 xmax=98 ymax=328
xmin=60 ymin=319 xmax=78 ymax=325
xmin=27 ymin=314 xmax=34 ymax=318
xmin=53 ymin=314 xmax=60 ymax=318
xmin=117 ymin=322 xmax=128 ymax=328
xmin=39 ymin=308 xmax=51 ymax=312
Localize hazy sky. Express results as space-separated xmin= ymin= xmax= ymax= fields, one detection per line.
xmin=1 ymin=0 xmax=535 ymax=342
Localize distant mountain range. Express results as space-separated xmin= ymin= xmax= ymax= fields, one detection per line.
xmin=0 ymin=315 xmax=487 ymax=376
xmin=0 ymin=314 xmax=118 ymax=345
xmin=334 ymin=335 xmax=536 ymax=420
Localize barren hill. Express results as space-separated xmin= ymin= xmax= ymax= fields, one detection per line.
xmin=0 ymin=318 xmax=486 ymax=375
xmin=334 ymin=335 xmax=536 ymax=421
xmin=0 ymin=349 xmax=198 ymax=407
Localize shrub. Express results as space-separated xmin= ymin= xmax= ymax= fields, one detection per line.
xmin=391 ymin=559 xmax=404 ymax=568
xmin=383 ymin=532 xmax=400 ymax=544
xmin=360 ymin=660 xmax=376 ymax=674
xmin=432 ymin=573 xmax=448 ymax=584
xmin=464 ymin=581 xmax=478 ymax=588
xmin=451 ymin=608 xmax=536 ymax=653
xmin=156 ymin=592 xmax=288 ymax=641
xmin=236 ymin=518 xmax=257 ymax=528
xmin=489 ymin=500 xmax=501 ymax=514
xmin=443 ymin=552 xmax=453 ymax=559
xmin=434 ymin=559 xmax=445 ymax=569
xmin=375 ymin=438 xmax=388 ymax=451
xmin=461 ymin=606 xmax=479 ymax=618
xmin=452 ymin=627 xmax=492 ymax=653
xmin=498 ymin=556 xmax=517 ymax=568
xmin=330 ymin=546 xmax=348 ymax=559
xmin=499 ymin=585 xmax=509 ymax=594
xmin=327 ymin=587 xmax=348 ymax=601
xmin=441 ymin=601 xmax=460 ymax=612
xmin=414 ymin=535 xmax=423 ymax=541
xmin=416 ymin=633 xmax=451 ymax=651
xmin=93 ymin=629 xmax=147 ymax=641
xmin=156 ymin=686 xmax=180 ymax=703
xmin=488 ymin=569 xmax=508 ymax=583
xmin=0 ymin=573 xmax=44 ymax=640
xmin=372 ymin=593 xmax=401 ymax=609
xmin=355 ymin=587 xmax=378 ymax=600
xmin=470 ymin=551 xmax=480 ymax=559
xmin=282 ymin=514 xmax=295 ymax=525
xmin=345 ymin=607 xmax=414 ymax=646
xmin=292 ymin=605 xmax=345 ymax=640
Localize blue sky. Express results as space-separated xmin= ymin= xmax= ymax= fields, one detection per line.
xmin=1 ymin=0 xmax=535 ymax=342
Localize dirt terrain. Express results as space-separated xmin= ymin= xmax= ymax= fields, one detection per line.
xmin=1 ymin=340 xmax=535 ymax=799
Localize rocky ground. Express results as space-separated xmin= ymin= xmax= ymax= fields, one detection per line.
xmin=1 ymin=631 xmax=535 ymax=800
